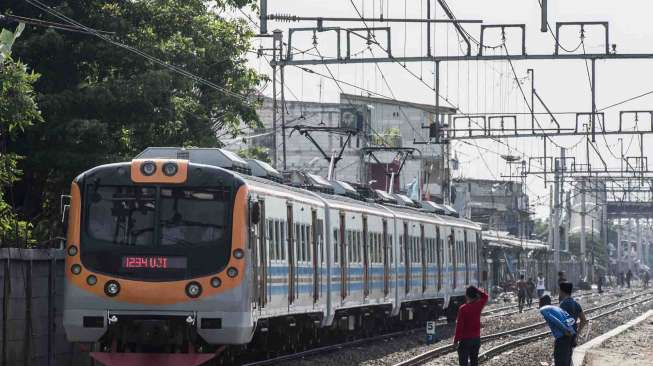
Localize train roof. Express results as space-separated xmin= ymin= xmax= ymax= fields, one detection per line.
xmin=482 ymin=230 xmax=549 ymax=251
xmin=133 ymin=147 xmax=483 ymax=231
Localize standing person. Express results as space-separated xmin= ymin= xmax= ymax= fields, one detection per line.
xmin=536 ymin=272 xmax=546 ymax=299
xmin=517 ymin=275 xmax=527 ymax=313
xmin=626 ymin=269 xmax=633 ymax=289
xmin=644 ymin=270 xmax=650 ymax=288
xmin=558 ymin=271 xmax=567 ymax=285
xmin=453 ymin=286 xmax=489 ymax=366
xmin=538 ymin=295 xmax=576 ymax=366
xmin=558 ymin=282 xmax=588 ymax=354
xmin=597 ymin=270 xmax=604 ymax=293
xmin=526 ymin=277 xmax=536 ymax=308
xmin=618 ymin=272 xmax=625 ymax=287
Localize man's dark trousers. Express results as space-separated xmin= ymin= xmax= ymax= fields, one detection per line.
xmin=457 ymin=338 xmax=481 ymax=366
xmin=554 ymin=335 xmax=573 ymax=366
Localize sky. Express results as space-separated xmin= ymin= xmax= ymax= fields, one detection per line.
xmin=241 ymin=0 xmax=653 ymax=219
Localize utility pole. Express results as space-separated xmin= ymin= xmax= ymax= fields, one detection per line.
xmin=580 ymin=179 xmax=587 ymax=280
xmin=617 ymin=221 xmax=622 ymax=274
xmin=553 ymin=148 xmax=563 ymax=278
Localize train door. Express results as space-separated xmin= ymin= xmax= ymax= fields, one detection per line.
xmin=311 ymin=209 xmax=319 ymax=304
xmin=436 ymin=226 xmax=442 ymax=292
xmin=464 ymin=231 xmax=470 ymax=285
xmin=382 ymin=219 xmax=389 ymax=297
xmin=249 ymin=199 xmax=261 ymax=310
xmin=420 ymin=224 xmax=426 ymax=293
xmin=363 ymin=215 xmax=370 ymax=298
xmin=286 ymin=203 xmax=295 ymax=305
xmin=339 ymin=211 xmax=347 ymax=300
xmin=257 ymin=200 xmax=267 ymax=308
xmin=403 ymin=221 xmax=410 ymax=294
xmin=449 ymin=229 xmax=456 ymax=289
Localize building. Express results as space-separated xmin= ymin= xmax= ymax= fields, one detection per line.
xmin=242 ymin=93 xmax=456 ymax=202
xmin=452 ymin=179 xmax=532 ymax=237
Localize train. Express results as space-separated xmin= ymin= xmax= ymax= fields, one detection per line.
xmin=62 ymin=147 xmax=483 ymax=366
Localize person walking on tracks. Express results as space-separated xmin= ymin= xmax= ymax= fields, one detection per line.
xmin=558 ymin=282 xmax=587 ymax=355
xmin=626 ymin=269 xmax=633 ymax=289
xmin=526 ymin=277 xmax=536 ymax=308
xmin=517 ymin=275 xmax=527 ymax=313
xmin=453 ymin=286 xmax=489 ymax=366
xmin=536 ymin=272 xmax=546 ymax=299
xmin=538 ymin=295 xmax=576 ymax=366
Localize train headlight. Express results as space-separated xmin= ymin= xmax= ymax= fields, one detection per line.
xmin=67 ymin=245 xmax=78 ymax=256
xmin=71 ymin=264 xmax=82 ymax=275
xmin=186 ymin=282 xmax=202 ymax=298
xmin=140 ymin=161 xmax=157 ymax=176
xmin=210 ymin=277 xmax=222 ymax=288
xmin=233 ymin=249 xmax=244 ymax=259
xmin=104 ymin=280 xmax=121 ymax=297
xmin=162 ymin=162 xmax=178 ymax=176
xmin=87 ymin=275 xmax=97 ymax=286
xmin=227 ymin=267 xmax=238 ymax=278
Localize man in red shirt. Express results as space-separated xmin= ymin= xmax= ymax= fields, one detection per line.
xmin=453 ymin=286 xmax=489 ymax=366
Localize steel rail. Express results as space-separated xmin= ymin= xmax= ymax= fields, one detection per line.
xmin=477 ymin=294 xmax=653 ymax=362
xmin=392 ymin=290 xmax=653 ymax=366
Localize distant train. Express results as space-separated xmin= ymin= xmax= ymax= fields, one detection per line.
xmin=62 ymin=147 xmax=482 ymax=365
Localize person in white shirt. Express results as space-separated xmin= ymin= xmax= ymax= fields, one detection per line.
xmin=536 ymin=273 xmax=546 ymax=299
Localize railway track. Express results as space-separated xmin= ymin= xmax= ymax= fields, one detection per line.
xmin=240 ymin=327 xmax=430 ymax=366
xmin=481 ymin=289 xmax=601 ymax=319
xmin=390 ymin=290 xmax=653 ymax=366
xmin=477 ymin=293 xmax=653 ymax=363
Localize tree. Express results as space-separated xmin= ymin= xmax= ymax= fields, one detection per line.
xmin=0 ymin=22 xmax=42 ymax=245
xmin=1 ymin=0 xmax=262 ymax=238
xmin=238 ymin=146 xmax=271 ymax=163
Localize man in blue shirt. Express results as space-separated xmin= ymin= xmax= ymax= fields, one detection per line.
xmin=539 ymin=295 xmax=576 ymax=366
xmin=559 ymin=282 xmax=587 ymax=349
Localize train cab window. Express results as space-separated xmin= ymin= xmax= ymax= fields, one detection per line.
xmin=159 ymin=188 xmax=230 ymax=247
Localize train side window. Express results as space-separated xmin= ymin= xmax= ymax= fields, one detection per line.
xmin=399 ymin=235 xmax=404 ymax=262
xmin=318 ymin=219 xmax=324 ymax=265
xmin=266 ymin=220 xmax=273 ymax=260
xmin=347 ymin=230 xmax=353 ymax=264
xmin=389 ymin=234 xmax=393 ymax=263
xmin=333 ymin=229 xmax=339 ymax=264
xmin=307 ymin=224 xmax=312 ymax=262
xmin=278 ymin=221 xmax=283 ymax=260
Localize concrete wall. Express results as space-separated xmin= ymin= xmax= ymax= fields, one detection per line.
xmin=0 ymin=248 xmax=85 ymax=366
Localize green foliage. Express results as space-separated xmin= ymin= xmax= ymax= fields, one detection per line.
xmin=372 ymin=127 xmax=402 ymax=147
xmin=567 ymin=231 xmax=608 ymax=270
xmin=531 ymin=218 xmax=549 ymax=241
xmin=1 ymin=0 xmax=262 ymax=240
xmin=0 ymin=23 xmax=42 ymax=246
xmin=238 ymin=146 xmax=271 ymax=163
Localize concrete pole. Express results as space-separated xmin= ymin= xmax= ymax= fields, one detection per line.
xmin=637 ymin=218 xmax=643 ymax=267
xmin=617 ymin=222 xmax=622 ymax=274
xmin=553 ymin=152 xmax=562 ymax=278
xmin=580 ymin=180 xmax=587 ymax=280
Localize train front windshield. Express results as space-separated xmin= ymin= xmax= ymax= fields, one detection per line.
xmin=81 ymin=184 xmax=233 ymax=280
